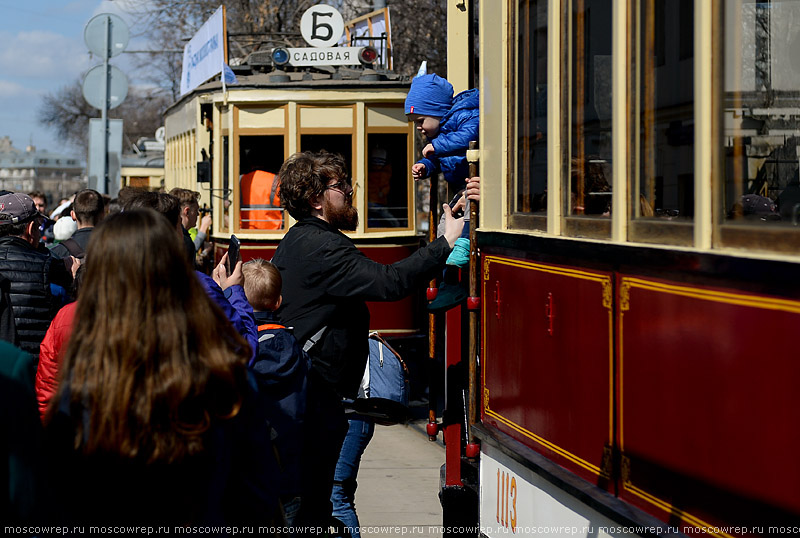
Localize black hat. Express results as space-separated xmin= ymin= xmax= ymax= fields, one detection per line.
xmin=0 ymin=192 xmax=48 ymax=224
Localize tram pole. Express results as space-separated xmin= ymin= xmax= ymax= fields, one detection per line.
xmin=426 ymin=174 xmax=440 ymax=440
xmin=466 ymin=141 xmax=480 ymax=447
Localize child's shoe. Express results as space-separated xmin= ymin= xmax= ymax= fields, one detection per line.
xmin=446 ymin=237 xmax=470 ymax=268
xmin=427 ymin=281 xmax=468 ymax=313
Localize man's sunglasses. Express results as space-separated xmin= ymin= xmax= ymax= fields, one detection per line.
xmin=325 ymin=180 xmax=354 ymax=196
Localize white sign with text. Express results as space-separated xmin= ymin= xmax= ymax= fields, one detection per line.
xmin=180 ymin=6 xmax=225 ymax=96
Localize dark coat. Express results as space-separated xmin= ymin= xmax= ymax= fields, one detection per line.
xmin=271 ymin=217 xmax=450 ymax=398
xmin=43 ymin=374 xmax=281 ymax=528
xmin=0 ymin=236 xmax=71 ymax=358
xmin=0 ymin=341 xmax=42 ymax=524
xmin=49 ymin=227 xmax=93 ymax=259
xmin=416 ymin=88 xmax=480 ymax=187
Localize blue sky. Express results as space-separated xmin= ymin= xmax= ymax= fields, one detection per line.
xmin=0 ymin=0 xmax=143 ymax=154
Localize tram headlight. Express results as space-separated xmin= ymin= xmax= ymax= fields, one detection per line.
xmin=271 ymin=47 xmax=290 ymax=67
xmin=358 ymin=46 xmax=379 ymax=67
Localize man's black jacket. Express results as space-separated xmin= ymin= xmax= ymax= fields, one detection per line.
xmin=49 ymin=227 xmax=93 ymax=259
xmin=0 ymin=236 xmax=71 ymax=358
xmin=272 ymin=217 xmax=450 ymax=398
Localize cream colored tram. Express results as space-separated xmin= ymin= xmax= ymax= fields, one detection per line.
xmin=439 ymin=0 xmax=800 ymax=536
xmin=163 ymin=70 xmax=424 ymax=334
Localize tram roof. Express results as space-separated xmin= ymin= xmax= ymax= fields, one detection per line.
xmin=166 ymin=68 xmax=411 ymax=114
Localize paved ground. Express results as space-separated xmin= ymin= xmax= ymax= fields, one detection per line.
xmin=354 ymin=420 xmax=446 ymax=538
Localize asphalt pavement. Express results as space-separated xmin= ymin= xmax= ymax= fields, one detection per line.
xmin=353 ymin=419 xmax=446 ymax=538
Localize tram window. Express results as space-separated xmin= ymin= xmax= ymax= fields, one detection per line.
xmin=629 ymin=0 xmax=695 ymax=245
xmin=564 ymin=0 xmax=612 ymax=238
xmin=720 ymin=0 xmax=800 ymax=249
xmin=513 ymin=0 xmax=548 ymax=227
xmin=366 ymin=133 xmax=409 ymax=229
xmin=238 ymin=135 xmax=285 ymax=230
xmin=301 ymin=135 xmax=353 ymax=181
xmin=300 ymin=135 xmax=352 ymax=170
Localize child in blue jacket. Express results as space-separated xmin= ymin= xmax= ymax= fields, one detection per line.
xmin=242 ymin=258 xmax=310 ymax=525
xmin=405 ymin=73 xmax=479 ymax=268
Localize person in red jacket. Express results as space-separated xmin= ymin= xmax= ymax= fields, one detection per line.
xmin=35 ymin=301 xmax=76 ymax=420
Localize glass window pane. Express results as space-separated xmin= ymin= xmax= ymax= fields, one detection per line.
xmin=239 ymin=135 xmax=285 ymax=230
xmin=300 ymin=135 xmax=352 ymax=172
xmin=567 ymin=0 xmax=613 ymax=225
xmin=515 ymin=0 xmax=548 ymax=217
xmin=632 ymin=0 xmax=695 ymax=228
xmin=367 ymin=133 xmax=410 ymax=229
xmin=723 ymin=0 xmax=800 ymax=228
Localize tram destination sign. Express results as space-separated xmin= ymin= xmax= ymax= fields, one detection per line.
xmin=284 ymin=47 xmax=363 ymax=67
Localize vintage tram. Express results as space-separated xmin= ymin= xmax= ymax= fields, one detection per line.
xmin=162 ymin=50 xmax=427 ymax=335
xmin=438 ymin=0 xmax=800 ymax=536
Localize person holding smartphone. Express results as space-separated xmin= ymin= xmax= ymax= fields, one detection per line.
xmin=121 ymin=190 xmax=258 ymax=362
xmin=271 ymin=151 xmax=464 ymax=529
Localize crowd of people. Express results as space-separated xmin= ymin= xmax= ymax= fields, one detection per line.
xmin=1 ymin=72 xmax=480 ymax=536
xmin=0 ymin=162 xmax=472 ymax=536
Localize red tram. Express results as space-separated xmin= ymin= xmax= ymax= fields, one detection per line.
xmin=437 ymin=1 xmax=800 ymax=536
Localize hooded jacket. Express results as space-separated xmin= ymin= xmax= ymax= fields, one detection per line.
xmin=416 ymin=88 xmax=480 ymax=187
xmin=250 ymin=310 xmax=310 ymax=497
xmin=195 ymin=271 xmax=258 ymax=363
xmin=272 ymin=217 xmax=450 ymax=398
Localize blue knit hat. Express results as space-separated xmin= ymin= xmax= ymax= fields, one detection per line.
xmin=404 ymin=74 xmax=454 ymax=117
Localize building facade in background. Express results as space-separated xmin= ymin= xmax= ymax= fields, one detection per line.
xmin=0 ymin=136 xmax=87 ymax=203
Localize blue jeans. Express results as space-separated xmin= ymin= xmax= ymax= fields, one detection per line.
xmin=331 ymin=417 xmax=375 ymax=538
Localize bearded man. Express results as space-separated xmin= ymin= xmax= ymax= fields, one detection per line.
xmin=271 ymin=151 xmax=463 ymax=529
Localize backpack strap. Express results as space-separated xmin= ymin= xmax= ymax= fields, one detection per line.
xmin=303 ymin=325 xmax=327 ymax=352
xmin=60 ymin=238 xmax=85 ymax=259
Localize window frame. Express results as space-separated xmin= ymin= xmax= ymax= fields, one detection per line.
xmin=364 ymin=104 xmax=416 ymax=233
xmin=231 ymin=104 xmax=290 ymax=235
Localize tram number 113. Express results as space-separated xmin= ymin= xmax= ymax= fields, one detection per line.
xmin=496 ymin=469 xmax=518 ymax=531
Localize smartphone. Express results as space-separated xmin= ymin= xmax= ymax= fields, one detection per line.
xmin=226 ymin=235 xmax=240 ymax=276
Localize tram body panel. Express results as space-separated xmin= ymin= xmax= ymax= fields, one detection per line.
xmin=617 ymin=273 xmax=800 ymax=526
xmin=481 ymin=253 xmax=613 ymax=489
xmin=476 ymin=241 xmax=800 ymax=536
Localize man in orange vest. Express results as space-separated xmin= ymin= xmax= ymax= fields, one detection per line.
xmin=240 ymin=170 xmax=283 ymax=230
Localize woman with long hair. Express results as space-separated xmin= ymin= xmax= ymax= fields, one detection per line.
xmin=44 ymin=209 xmax=278 ymax=527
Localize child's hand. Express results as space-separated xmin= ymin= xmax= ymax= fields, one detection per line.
xmin=466 ymin=176 xmax=481 ymax=201
xmin=422 ymin=143 xmax=435 ymax=158
xmin=412 ymin=163 xmax=427 ymax=180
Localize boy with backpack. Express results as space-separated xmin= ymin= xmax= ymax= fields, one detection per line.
xmin=242 ymin=258 xmax=310 ymax=524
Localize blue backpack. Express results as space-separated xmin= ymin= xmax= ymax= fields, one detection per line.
xmin=349 ymin=332 xmax=410 ymax=424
